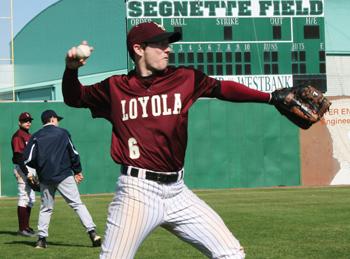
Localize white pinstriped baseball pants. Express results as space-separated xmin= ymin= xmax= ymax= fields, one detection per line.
xmin=100 ymin=174 xmax=245 ymax=259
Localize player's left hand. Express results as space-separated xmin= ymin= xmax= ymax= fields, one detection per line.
xmin=270 ymin=84 xmax=331 ymax=129
xmin=74 ymin=172 xmax=84 ymax=184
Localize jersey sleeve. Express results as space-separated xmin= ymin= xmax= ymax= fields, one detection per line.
xmin=12 ymin=136 xmax=26 ymax=154
xmin=82 ymin=79 xmax=112 ymax=120
xmin=214 ymin=80 xmax=271 ymax=103
xmin=191 ymin=68 xmax=221 ymax=101
xmin=66 ymin=133 xmax=82 ymax=173
xmin=62 ymin=68 xmax=112 ymax=120
xmin=23 ymin=136 xmax=38 ymax=170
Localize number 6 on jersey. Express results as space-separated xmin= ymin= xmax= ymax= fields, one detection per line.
xmin=128 ymin=137 xmax=140 ymax=159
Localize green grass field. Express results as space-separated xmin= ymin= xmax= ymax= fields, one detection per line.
xmin=1 ymin=186 xmax=349 ymax=259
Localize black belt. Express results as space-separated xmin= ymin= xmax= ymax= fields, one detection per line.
xmin=121 ymin=165 xmax=182 ymax=184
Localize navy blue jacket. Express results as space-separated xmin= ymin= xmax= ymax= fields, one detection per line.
xmin=24 ymin=124 xmax=81 ymax=184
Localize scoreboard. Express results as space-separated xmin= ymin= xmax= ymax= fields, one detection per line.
xmin=126 ymin=0 xmax=326 ymax=92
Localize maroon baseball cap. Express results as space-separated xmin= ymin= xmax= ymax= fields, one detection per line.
xmin=18 ymin=112 xmax=33 ymax=122
xmin=127 ymin=22 xmax=181 ymax=58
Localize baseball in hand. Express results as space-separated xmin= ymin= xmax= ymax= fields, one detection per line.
xmin=76 ymin=44 xmax=91 ymax=60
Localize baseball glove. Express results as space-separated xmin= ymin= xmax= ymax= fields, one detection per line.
xmin=27 ymin=175 xmax=40 ymax=192
xmin=270 ymin=85 xmax=331 ymax=129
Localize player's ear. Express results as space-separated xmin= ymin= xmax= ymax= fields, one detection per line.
xmin=133 ymin=44 xmax=144 ymax=58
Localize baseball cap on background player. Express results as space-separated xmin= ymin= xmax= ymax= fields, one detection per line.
xmin=18 ymin=112 xmax=33 ymax=122
xmin=127 ymin=22 xmax=182 ymax=60
xmin=41 ymin=109 xmax=63 ymax=124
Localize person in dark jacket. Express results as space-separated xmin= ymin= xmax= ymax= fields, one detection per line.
xmin=23 ymin=109 xmax=101 ymax=249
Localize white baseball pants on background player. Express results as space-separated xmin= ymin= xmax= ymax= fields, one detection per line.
xmin=14 ymin=165 xmax=36 ymax=207
xmin=100 ymin=170 xmax=245 ymax=259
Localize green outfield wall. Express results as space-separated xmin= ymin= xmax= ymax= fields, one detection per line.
xmin=0 ymin=101 xmax=300 ymax=197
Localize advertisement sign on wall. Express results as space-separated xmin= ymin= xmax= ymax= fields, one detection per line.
xmin=323 ymin=98 xmax=350 ymax=185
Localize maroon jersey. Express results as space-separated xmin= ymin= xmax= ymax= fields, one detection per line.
xmin=63 ymin=66 xmax=219 ymax=171
xmin=11 ymin=128 xmax=31 ymax=164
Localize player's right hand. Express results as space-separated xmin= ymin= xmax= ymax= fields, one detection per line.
xmin=74 ymin=172 xmax=84 ymax=184
xmin=65 ymin=41 xmax=93 ymax=70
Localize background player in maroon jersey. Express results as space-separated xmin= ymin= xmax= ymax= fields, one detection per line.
xmin=63 ymin=22 xmax=273 ymax=258
xmin=11 ymin=112 xmax=36 ymax=237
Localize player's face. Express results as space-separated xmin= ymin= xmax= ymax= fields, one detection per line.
xmin=143 ymin=40 xmax=171 ymax=72
xmin=19 ymin=120 xmax=32 ymax=130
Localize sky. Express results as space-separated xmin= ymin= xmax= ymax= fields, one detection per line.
xmin=13 ymin=0 xmax=59 ymax=34
xmin=0 ymin=0 xmax=59 ymax=63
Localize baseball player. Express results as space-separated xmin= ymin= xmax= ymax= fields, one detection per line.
xmin=23 ymin=109 xmax=101 ymax=249
xmin=63 ymin=22 xmax=273 ymax=258
xmin=11 ymin=112 xmax=36 ymax=237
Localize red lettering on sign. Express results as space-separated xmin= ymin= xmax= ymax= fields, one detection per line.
xmin=327 ymin=108 xmax=339 ymax=115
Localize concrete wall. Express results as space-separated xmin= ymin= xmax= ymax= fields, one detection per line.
xmin=326 ymin=56 xmax=350 ymax=96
